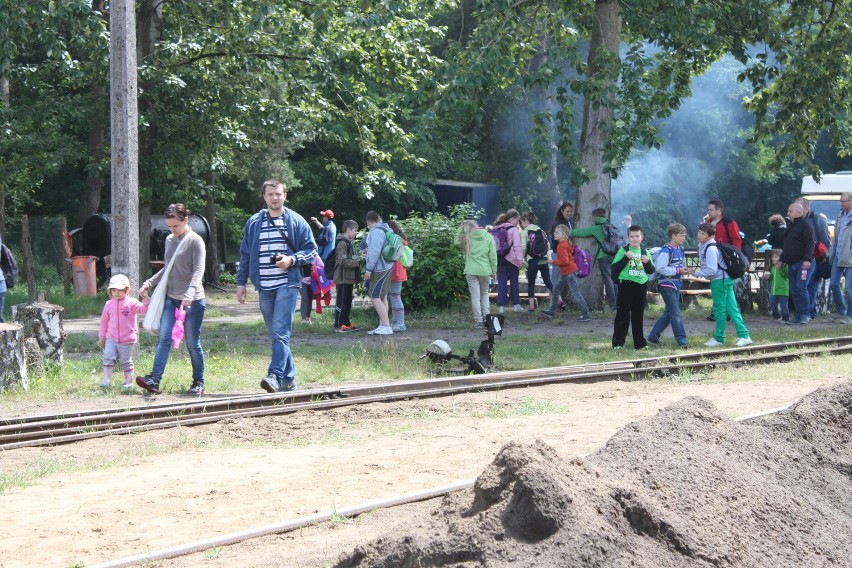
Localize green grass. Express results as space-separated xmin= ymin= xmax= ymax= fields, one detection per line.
xmin=5 ymin=290 xmax=852 ymax=405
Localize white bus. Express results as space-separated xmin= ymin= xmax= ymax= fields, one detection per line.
xmin=801 ymin=171 xmax=852 ymax=236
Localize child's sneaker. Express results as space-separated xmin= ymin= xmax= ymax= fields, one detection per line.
xmin=577 ymin=315 xmax=591 ymax=322
xmin=512 ymin=304 xmax=524 ymax=312
xmin=541 ymin=310 xmax=555 ymax=318
xmin=558 ymin=301 xmax=567 ymax=312
xmin=121 ymin=382 xmax=134 ymax=389
xmin=301 ymin=317 xmax=312 ymax=324
xmin=99 ymin=380 xmax=111 ymax=388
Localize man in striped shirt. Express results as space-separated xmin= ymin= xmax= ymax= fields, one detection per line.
xmin=237 ymin=179 xmax=317 ymax=392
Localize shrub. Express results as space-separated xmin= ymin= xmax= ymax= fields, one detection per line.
xmin=396 ymin=205 xmax=475 ymax=310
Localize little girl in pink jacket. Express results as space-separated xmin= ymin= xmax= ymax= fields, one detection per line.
xmin=98 ymin=274 xmax=149 ymax=388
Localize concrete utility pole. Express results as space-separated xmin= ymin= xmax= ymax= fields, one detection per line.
xmin=109 ymin=0 xmax=140 ymax=288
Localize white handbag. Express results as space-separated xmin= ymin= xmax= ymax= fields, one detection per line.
xmin=142 ymin=236 xmax=189 ymax=334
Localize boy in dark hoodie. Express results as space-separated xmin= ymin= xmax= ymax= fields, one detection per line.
xmin=332 ymin=220 xmax=362 ymax=332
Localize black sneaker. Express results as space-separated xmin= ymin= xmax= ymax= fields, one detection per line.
xmin=187 ymin=382 xmax=205 ymax=395
xmin=135 ymin=375 xmax=161 ymax=394
xmin=260 ymin=375 xmax=279 ymax=393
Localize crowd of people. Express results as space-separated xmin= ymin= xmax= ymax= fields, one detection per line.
xmin=91 ymin=184 xmax=852 ymax=396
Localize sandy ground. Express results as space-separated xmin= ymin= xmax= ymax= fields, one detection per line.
xmin=1 ymin=372 xmax=848 ymax=567
xmin=2 ymin=288 xmax=851 ymax=567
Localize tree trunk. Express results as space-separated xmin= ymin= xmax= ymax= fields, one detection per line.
xmin=21 ymin=215 xmax=36 ymax=302
xmin=577 ymin=0 xmax=621 ymax=309
xmin=0 ymin=323 xmax=28 ymax=392
xmin=11 ymin=302 xmax=66 ymax=365
xmin=137 ymin=0 xmax=162 ymax=286
xmin=79 ymin=84 xmax=106 ymax=224
xmin=205 ymin=172 xmax=220 ymax=285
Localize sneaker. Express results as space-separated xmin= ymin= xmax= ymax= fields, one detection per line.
xmin=612 ymin=345 xmax=623 ymax=350
xmin=784 ymin=318 xmax=809 ymax=325
xmin=513 ymin=304 xmax=523 ymax=312
xmin=281 ymin=381 xmax=297 ymax=392
xmin=260 ymin=375 xmax=280 ymax=393
xmin=841 ymin=317 xmax=852 ymax=325
xmin=391 ymin=324 xmax=407 ymax=332
xmin=647 ymin=338 xmax=660 ymax=346
xmin=541 ymin=310 xmax=555 ymax=318
xmin=558 ymin=302 xmax=567 ymax=312
xmin=135 ymin=375 xmax=161 ymax=394
xmin=498 ymin=306 xmax=505 ymax=315
xmin=99 ymin=380 xmax=111 ymax=388
xmin=475 ymin=322 xmax=485 ymax=329
xmin=187 ymin=382 xmax=205 ymax=395
xmin=677 ymin=343 xmax=689 ymax=349
xmin=121 ymin=383 xmax=134 ymax=389
xmin=301 ymin=317 xmax=312 ymax=324
xmin=703 ymin=339 xmax=724 ymax=347
xmin=367 ymin=325 xmax=394 ymax=335
xmin=577 ymin=315 xmax=592 ymax=322
xmin=734 ymin=337 xmax=753 ymax=347
xmin=706 ymin=313 xmax=715 ymax=321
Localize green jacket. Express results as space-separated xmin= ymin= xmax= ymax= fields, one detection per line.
xmin=457 ymin=227 xmax=497 ymax=277
xmin=570 ymin=216 xmax=608 ymax=260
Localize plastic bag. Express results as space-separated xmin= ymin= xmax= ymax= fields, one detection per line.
xmin=171 ymin=306 xmax=186 ymax=349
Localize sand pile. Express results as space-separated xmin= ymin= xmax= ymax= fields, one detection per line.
xmin=335 ymin=380 xmax=852 ymax=567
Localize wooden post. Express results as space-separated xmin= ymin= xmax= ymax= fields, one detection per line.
xmin=12 ymin=302 xmax=66 ymax=365
xmin=0 ymin=323 xmax=29 ymax=392
xmin=110 ymin=0 xmax=140 ymax=290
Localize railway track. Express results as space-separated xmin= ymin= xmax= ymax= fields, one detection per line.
xmin=2 ymin=335 xmax=851 ymax=451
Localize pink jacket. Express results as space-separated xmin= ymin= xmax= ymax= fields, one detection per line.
xmin=99 ymin=296 xmax=150 ymax=344
xmin=499 ymin=223 xmax=524 ymax=268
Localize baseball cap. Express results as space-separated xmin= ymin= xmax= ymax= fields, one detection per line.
xmin=319 ymin=209 xmax=334 ymax=219
xmin=108 ymin=274 xmax=131 ymax=290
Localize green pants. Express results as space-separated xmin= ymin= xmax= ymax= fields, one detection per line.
xmin=710 ymin=278 xmax=749 ymax=343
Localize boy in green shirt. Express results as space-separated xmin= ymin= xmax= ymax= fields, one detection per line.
xmin=610 ymin=225 xmax=655 ymax=349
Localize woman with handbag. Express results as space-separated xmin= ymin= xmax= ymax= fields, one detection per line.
xmin=137 ymin=203 xmax=207 ymax=395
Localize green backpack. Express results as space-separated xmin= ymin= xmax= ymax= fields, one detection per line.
xmin=382 ymin=228 xmax=404 ymax=262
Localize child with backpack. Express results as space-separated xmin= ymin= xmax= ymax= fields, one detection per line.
xmin=363 ymin=211 xmax=394 ymax=335
xmin=610 ymin=225 xmax=655 ymax=349
xmin=333 ymin=220 xmax=362 ymax=332
xmin=647 ymin=223 xmax=691 ymax=348
xmin=694 ymin=222 xmax=752 ymax=347
xmin=520 ymin=212 xmax=552 ymax=311
xmin=386 ymin=220 xmax=408 ymax=332
xmin=541 ymin=225 xmax=591 ymax=321
xmin=489 ymin=209 xmax=524 ymax=314
xmin=570 ymin=207 xmax=620 ymax=311
xmin=97 ymin=274 xmax=150 ymax=388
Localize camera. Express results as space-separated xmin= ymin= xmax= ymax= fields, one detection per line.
xmin=269 ymin=253 xmax=282 ymax=264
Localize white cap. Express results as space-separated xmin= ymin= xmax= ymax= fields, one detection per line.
xmin=108 ymin=274 xmax=131 ymax=290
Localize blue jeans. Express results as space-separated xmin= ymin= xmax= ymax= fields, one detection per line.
xmin=0 ymin=291 xmax=5 ymax=323
xmin=598 ymin=256 xmax=617 ymax=310
xmin=769 ymin=294 xmax=789 ymax=321
xmin=648 ymin=283 xmax=686 ymax=345
xmin=549 ymin=271 xmax=589 ymax=317
xmin=151 ymin=297 xmax=206 ymax=383
xmin=259 ymin=286 xmax=299 ymax=387
xmin=788 ymin=261 xmax=813 ymax=321
xmin=805 ymin=268 xmax=821 ymax=318
xmin=829 ymin=262 xmax=852 ymax=317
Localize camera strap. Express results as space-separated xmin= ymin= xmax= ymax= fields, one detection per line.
xmin=267 ymin=211 xmax=299 ymax=257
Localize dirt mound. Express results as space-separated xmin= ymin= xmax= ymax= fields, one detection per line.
xmin=335 ymin=381 xmax=852 ymax=567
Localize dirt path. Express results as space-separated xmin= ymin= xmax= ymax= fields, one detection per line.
xmin=1 ymin=370 xmax=847 ymax=567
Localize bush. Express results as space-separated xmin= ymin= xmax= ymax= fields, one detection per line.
xmin=397 ymin=205 xmax=474 ymax=310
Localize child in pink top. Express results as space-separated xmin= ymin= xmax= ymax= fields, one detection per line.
xmin=98 ymin=274 xmax=149 ymax=388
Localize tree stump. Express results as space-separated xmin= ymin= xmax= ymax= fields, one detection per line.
xmin=12 ymin=302 xmax=67 ymax=365
xmin=0 ymin=323 xmax=29 ymax=392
